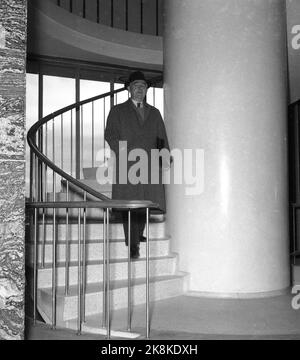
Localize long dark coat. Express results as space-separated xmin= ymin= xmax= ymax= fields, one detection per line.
xmin=104 ymin=99 xmax=170 ymax=213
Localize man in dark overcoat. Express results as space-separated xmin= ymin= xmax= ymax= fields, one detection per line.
xmin=104 ymin=71 xmax=170 ymax=258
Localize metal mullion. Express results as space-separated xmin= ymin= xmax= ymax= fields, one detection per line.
xmin=81 ymin=105 xmax=83 ymax=179
xmin=92 ymin=101 xmax=95 ymax=167
xmin=103 ymin=98 xmax=106 ymax=163
xmin=76 ymin=73 xmax=80 ymax=179
xmin=61 ymin=114 xmax=64 ymax=171
xmin=71 ymin=109 xmax=73 ymax=176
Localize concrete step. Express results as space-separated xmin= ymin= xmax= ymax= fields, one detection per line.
xmin=27 ymin=221 xmax=167 ymax=242
xmin=37 ymin=272 xmax=189 ymax=323
xmin=83 ymin=167 xmax=113 ymax=184
xmin=26 ymin=237 xmax=170 ymax=264
xmin=30 ymin=254 xmax=178 ymax=289
xmin=61 ymin=178 xmax=112 ymax=195
xmin=47 ymin=191 xmax=111 ymax=202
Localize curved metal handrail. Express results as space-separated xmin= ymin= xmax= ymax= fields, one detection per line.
xmin=27 ymin=87 xmax=126 ymax=202
xmin=27 ymin=76 xmax=163 ymax=204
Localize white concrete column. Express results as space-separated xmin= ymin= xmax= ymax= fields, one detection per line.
xmin=164 ymin=0 xmax=290 ymax=296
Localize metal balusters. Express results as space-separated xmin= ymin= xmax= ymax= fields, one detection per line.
xmin=52 ymin=171 xmax=57 ymax=329
xmin=29 ymin=149 xmax=34 ymax=202
xmin=45 ymin=122 xmax=48 ymax=193
xmin=293 ymin=205 xmax=297 ymax=266
xmin=146 ymin=207 xmax=150 ymax=339
xmin=65 ymin=181 xmax=70 ymax=295
xmin=35 ymin=152 xmax=39 ymax=202
xmin=92 ymin=101 xmax=95 ymax=168
xmin=41 ymin=161 xmax=46 ymax=269
xmin=82 ymin=191 xmax=87 ymax=322
xmin=106 ymin=208 xmax=111 ymax=339
xmin=33 ymin=208 xmax=38 ymax=325
xmin=102 ymin=210 xmax=107 ymax=328
xmin=127 ymin=210 xmax=131 ymax=331
xmin=38 ymin=129 xmax=43 ymax=204
xmin=294 ymin=105 xmax=300 ymax=201
xmin=77 ymin=208 xmax=82 ymax=334
xmin=51 ymin=118 xmax=57 ymax=329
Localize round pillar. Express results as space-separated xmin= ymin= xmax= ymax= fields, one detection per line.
xmin=164 ymin=0 xmax=290 ymax=296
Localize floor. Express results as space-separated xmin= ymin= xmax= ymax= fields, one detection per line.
xmin=25 ymin=291 xmax=300 ymax=340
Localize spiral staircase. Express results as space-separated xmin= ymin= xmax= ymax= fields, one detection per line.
xmin=25 ymin=0 xmax=189 ymax=338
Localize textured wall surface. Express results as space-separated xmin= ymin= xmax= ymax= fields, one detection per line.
xmin=0 ymin=0 xmax=27 ymax=340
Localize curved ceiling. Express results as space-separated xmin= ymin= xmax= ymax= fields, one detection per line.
xmin=27 ymin=0 xmax=163 ymax=71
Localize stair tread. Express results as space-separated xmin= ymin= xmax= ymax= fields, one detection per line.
xmin=39 ymin=272 xmax=188 ymax=296
xmin=32 ymin=254 xmax=177 ymax=269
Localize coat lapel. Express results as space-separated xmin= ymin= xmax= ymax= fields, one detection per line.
xmin=126 ymin=99 xmax=152 ymax=129
xmin=143 ymin=103 xmax=151 ymax=124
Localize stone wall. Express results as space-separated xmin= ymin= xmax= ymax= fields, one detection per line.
xmin=0 ymin=0 xmax=27 ymax=340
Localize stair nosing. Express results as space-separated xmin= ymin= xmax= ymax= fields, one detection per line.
xmin=28 ymin=254 xmax=177 ymax=269
xmin=39 ymin=272 xmax=188 ymax=296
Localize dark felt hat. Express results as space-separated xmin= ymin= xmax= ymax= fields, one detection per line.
xmin=126 ymin=71 xmax=151 ymax=88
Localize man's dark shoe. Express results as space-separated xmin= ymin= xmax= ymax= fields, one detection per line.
xmin=130 ymin=245 xmax=140 ymax=259
xmin=140 ymin=236 xmax=147 ymax=242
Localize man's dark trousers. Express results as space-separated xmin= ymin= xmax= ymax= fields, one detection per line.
xmin=121 ymin=209 xmax=146 ymax=248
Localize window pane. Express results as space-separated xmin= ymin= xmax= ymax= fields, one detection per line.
xmin=80 ymin=80 xmax=111 ymax=169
